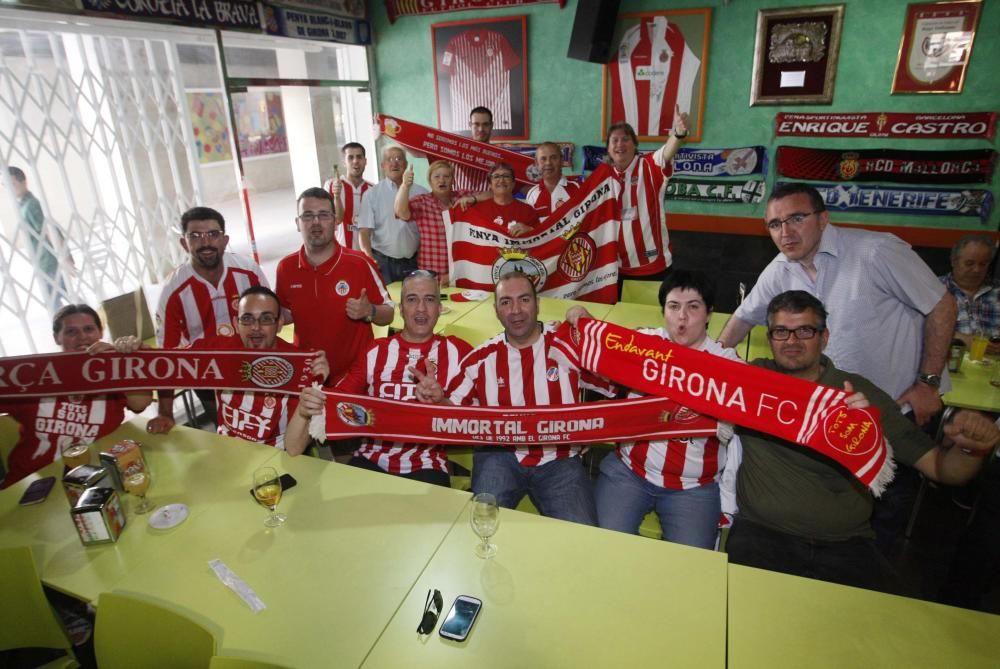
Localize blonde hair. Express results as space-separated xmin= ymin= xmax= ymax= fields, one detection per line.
xmin=427 ymin=160 xmax=454 ymax=181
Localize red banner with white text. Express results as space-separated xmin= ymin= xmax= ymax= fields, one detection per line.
xmin=774 ymin=112 xmax=997 ymax=140
xmin=447 ymin=164 xmax=622 ymax=303
xmin=376 ymin=114 xmax=538 ymax=186
xmin=385 ymin=0 xmax=565 ymax=23
xmin=0 ymin=350 xmax=319 ymax=399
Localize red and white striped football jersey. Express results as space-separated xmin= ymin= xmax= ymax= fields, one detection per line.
xmin=338 ymin=334 xmax=472 ymax=473
xmin=324 ymin=176 xmax=373 ymax=251
xmin=193 ymin=336 xmax=302 ymax=449
xmin=616 ymin=330 xmax=742 ymax=489
xmin=1 ymin=394 xmax=128 ymax=487
xmin=155 ymin=253 xmax=268 ymax=348
xmin=610 ymin=16 xmax=700 ymax=138
xmin=452 ymin=163 xmax=491 ymax=195
xmin=614 ymin=147 xmax=673 ymax=276
xmin=441 ymin=29 xmax=519 ymax=132
xmin=525 ymin=178 xmax=581 ymax=217
xmin=447 ymin=324 xmax=614 ymax=467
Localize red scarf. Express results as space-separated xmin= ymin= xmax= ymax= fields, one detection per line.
xmin=0 ymin=350 xmax=319 ymax=398
xmin=311 ymin=390 xmax=718 ymax=447
xmin=552 ymin=320 xmax=894 ymax=495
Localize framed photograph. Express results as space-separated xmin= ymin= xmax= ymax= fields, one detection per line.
xmin=432 ymin=16 xmax=528 ymax=141
xmin=749 ymin=4 xmax=845 ymax=106
xmin=891 ymin=0 xmax=982 ymax=94
xmin=601 ymin=8 xmax=711 ymax=143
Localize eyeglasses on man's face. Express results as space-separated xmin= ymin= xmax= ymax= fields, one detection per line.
xmin=765 ymin=211 xmax=819 ymax=232
xmin=767 ymin=325 xmax=822 ymax=341
xmin=237 ymin=313 xmax=279 ymax=327
xmin=185 ymin=229 xmax=224 ymax=241
xmin=491 ymin=173 xmax=514 ymax=182
xmin=298 ymin=212 xmax=335 ymax=223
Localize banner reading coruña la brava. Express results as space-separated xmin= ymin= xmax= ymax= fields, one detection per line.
xmin=446 ymin=164 xmax=622 ymax=304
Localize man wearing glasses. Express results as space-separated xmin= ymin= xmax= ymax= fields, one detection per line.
xmin=276 ymin=187 xmax=394 ymax=389
xmin=184 ymin=286 xmax=329 ymax=451
xmin=358 ymin=145 xmax=428 ymax=284
xmin=470 ymin=162 xmax=539 ymax=238
xmin=728 ymin=290 xmax=998 ymax=592
xmin=720 ymin=182 xmax=956 ymax=429
xmin=151 ymin=206 xmax=269 ymax=433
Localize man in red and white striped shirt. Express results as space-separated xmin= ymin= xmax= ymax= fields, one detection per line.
xmin=606 ymin=108 xmax=688 ymax=279
xmin=452 ymin=107 xmax=494 ymax=195
xmin=325 ymin=142 xmax=373 ymax=251
xmin=190 ymin=286 xmax=329 ymax=452
xmin=416 ymin=271 xmax=614 ymax=525
xmin=524 ymin=142 xmax=580 ymax=218
xmin=307 ymin=270 xmax=471 ymax=486
xmin=151 ymin=206 xmax=269 ymax=434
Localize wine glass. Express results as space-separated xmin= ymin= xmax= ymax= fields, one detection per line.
xmin=253 ymin=466 xmax=286 ymax=528
xmin=470 ymin=493 xmax=499 ymax=559
xmin=61 ymin=441 xmax=92 ymax=470
xmin=124 ymin=471 xmax=154 ymax=514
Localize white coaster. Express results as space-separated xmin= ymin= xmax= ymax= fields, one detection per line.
xmin=148 ymin=503 xmax=189 ymax=530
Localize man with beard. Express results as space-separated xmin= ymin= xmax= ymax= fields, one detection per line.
xmin=358 ymin=145 xmax=428 ymax=284
xmin=276 ymin=187 xmax=393 ymax=387
xmin=452 ymin=106 xmax=495 ymax=195
xmin=524 ymin=143 xmax=580 ymax=217
xmin=324 ymin=141 xmax=373 ymax=251
xmin=151 ymin=206 xmax=268 ymax=433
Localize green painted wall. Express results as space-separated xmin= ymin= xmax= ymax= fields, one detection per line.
xmin=371 ymin=0 xmax=999 ymax=231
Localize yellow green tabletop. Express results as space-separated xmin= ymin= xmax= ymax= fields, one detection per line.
xmin=362 ymin=510 xmax=728 ymax=668
xmin=942 ymin=354 xmax=1000 ymax=412
xmin=727 ymin=563 xmax=1000 ymax=668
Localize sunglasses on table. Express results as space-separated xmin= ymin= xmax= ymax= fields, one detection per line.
xmin=417 ymin=588 xmax=443 ymax=634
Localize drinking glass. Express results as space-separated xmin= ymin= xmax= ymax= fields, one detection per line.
xmin=970 ymin=331 xmax=989 ymax=363
xmin=470 ymin=493 xmax=499 ymax=559
xmin=124 ymin=471 xmax=154 ymax=514
xmin=253 ymin=466 xmax=286 ymax=528
xmin=61 ymin=441 xmax=91 ymax=470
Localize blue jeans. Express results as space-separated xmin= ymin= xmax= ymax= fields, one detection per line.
xmin=372 ymin=249 xmax=417 ymax=285
xmin=594 ymin=453 xmax=720 ymax=549
xmin=471 ymin=449 xmax=597 ymax=526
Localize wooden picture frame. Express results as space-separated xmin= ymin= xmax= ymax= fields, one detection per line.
xmin=749 ymin=4 xmax=845 ymax=106
xmin=891 ymin=0 xmax=981 ymax=94
xmin=432 ymin=16 xmax=529 ymax=141
xmin=601 ymin=8 xmax=711 ymax=143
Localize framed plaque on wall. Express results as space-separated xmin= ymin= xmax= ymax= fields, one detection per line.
xmin=891 ymin=0 xmax=982 ymax=94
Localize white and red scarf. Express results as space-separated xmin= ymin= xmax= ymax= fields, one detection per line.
xmin=552 ymin=319 xmax=894 ymax=495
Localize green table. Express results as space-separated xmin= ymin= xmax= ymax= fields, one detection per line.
xmin=727 ymin=563 xmax=1000 ymax=668
xmin=362 ymin=509 xmax=728 ymax=669
xmin=943 ymin=354 xmax=1000 ymax=412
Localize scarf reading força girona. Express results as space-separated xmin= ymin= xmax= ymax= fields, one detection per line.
xmin=551 ymin=320 xmax=895 ymax=495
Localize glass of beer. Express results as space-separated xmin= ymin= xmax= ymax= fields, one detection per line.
xmin=124 ymin=471 xmax=154 ymax=514
xmin=252 ymin=466 xmax=286 ymax=528
xmin=61 ymin=441 xmax=91 ymax=470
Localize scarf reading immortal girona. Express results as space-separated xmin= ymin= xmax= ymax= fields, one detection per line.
xmin=551 ymin=320 xmax=894 ymax=495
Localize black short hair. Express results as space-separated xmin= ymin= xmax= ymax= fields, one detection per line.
xmin=470 ymin=107 xmax=493 ymax=121
xmin=52 ymin=304 xmax=101 ymax=336
xmin=768 ymin=183 xmax=826 ymax=213
xmin=239 ymin=285 xmax=281 ymax=313
xmin=489 ymin=162 xmax=515 ymax=180
xmin=297 ymin=187 xmax=334 ymax=208
xmin=658 ymin=270 xmax=715 ymax=312
xmin=8 ymin=166 xmax=26 ymax=182
xmin=180 ymin=206 xmax=225 ymax=234
xmin=341 ymin=142 xmax=365 ymax=156
xmin=766 ymin=290 xmax=828 ymax=331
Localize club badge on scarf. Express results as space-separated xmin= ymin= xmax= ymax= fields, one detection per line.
xmin=551 ymin=319 xmax=894 ymax=495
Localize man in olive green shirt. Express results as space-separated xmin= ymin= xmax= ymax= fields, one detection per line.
xmin=728 ymin=290 xmax=999 ymax=591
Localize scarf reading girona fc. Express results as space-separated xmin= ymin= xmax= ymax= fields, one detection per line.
xmin=448 ymin=164 xmax=622 ymax=304
xmin=552 ymin=320 xmax=894 ymax=495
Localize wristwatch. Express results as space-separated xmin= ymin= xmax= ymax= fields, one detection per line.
xmin=917 ymin=373 xmax=941 ymax=388
xmin=364 ymin=304 xmax=376 ymax=324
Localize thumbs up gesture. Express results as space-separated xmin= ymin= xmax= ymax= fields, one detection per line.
xmin=403 ymin=164 xmax=414 ymax=187
xmin=346 ymin=287 xmax=374 ymax=321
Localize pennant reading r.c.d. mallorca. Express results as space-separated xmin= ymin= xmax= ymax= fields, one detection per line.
xmin=551 ymin=319 xmax=893 ymax=495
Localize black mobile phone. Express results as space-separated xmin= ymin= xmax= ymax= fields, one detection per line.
xmin=19 ymin=476 xmax=56 ymax=506
xmin=438 ymin=595 xmax=482 ymax=642
xmin=248 ymin=473 xmax=297 ymax=501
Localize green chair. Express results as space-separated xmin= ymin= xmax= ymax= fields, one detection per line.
xmin=448 ymin=448 xmax=474 ymax=492
xmin=210 ymin=655 xmax=293 ymax=669
xmin=0 ymin=546 xmax=79 ymax=668
xmin=95 ymin=591 xmax=217 ymax=669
